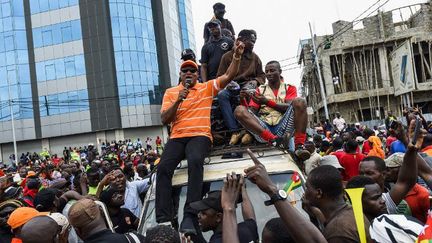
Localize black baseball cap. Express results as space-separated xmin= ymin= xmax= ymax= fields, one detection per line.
xmin=181 ymin=48 xmax=196 ymax=61
xmin=190 ymin=190 xmax=222 ymax=212
xmin=213 ymin=3 xmax=225 ymax=12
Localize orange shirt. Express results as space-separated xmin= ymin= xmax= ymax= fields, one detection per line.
xmin=161 ymin=79 xmax=221 ymax=140
xmin=404 ymin=183 xmax=430 ymax=223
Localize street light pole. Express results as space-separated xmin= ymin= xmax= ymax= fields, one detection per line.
xmin=8 ymin=84 xmax=18 ymax=166
xmin=309 ymin=22 xmax=329 ymax=120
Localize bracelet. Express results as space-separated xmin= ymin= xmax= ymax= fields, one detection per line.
xmin=233 ymin=54 xmax=241 ymax=61
xmin=266 ymin=100 xmax=277 ymax=108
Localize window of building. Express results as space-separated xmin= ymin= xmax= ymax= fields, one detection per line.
xmin=33 ymin=20 xmax=82 ymax=48
xmin=42 ymin=29 xmax=53 ymax=46
xmin=65 ymin=58 xmax=76 ymax=77
xmin=45 ymin=63 xmax=55 ymax=80
xmin=39 ymin=89 xmax=89 ymax=116
xmin=30 ymin=0 xmax=79 ymax=15
xmin=109 ymin=0 xmax=160 ymax=107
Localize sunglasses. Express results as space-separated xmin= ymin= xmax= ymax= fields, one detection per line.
xmin=181 ymin=68 xmax=197 ymax=74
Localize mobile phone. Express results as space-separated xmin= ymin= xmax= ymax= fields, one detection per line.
xmin=412 ymin=117 xmax=421 ymax=145
xmin=236 ymin=174 xmax=243 ymax=204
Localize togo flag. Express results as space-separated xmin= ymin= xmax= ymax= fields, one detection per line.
xmin=283 ymin=172 xmax=302 ymax=193
xmin=417 ymin=211 xmax=432 ymax=243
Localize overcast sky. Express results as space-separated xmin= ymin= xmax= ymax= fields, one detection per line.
xmin=190 ymin=0 xmax=426 ymax=87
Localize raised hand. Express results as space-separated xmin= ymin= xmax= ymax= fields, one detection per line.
xmin=234 ymin=40 xmax=245 ymax=57
xmin=407 ymin=118 xmax=427 ymax=149
xmin=100 ymin=171 xmax=115 ymax=186
xmin=244 ymin=149 xmax=277 ymax=195
xmin=221 ymin=172 xmax=243 ymax=211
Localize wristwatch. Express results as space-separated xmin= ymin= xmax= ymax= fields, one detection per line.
xmin=264 ymin=190 xmax=287 ymax=206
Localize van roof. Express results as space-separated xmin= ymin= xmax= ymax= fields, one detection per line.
xmin=172 ymin=148 xmax=302 ymax=186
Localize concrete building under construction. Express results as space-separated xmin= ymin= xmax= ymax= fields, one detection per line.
xmin=299 ymin=2 xmax=432 ymax=125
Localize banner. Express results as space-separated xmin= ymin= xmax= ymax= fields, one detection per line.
xmin=390 ymin=40 xmax=416 ymax=96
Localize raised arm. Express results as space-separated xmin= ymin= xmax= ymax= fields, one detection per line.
xmin=218 ymin=41 xmax=245 ymax=89
xmin=389 ymin=120 xmax=424 ymax=205
xmin=221 ymin=172 xmax=243 ymax=243
xmin=240 ymin=183 xmax=256 ymax=221
xmin=201 ymin=64 xmax=208 ymax=82
xmin=96 ymin=171 xmax=114 ymax=198
xmin=255 ymin=58 xmax=266 ymax=85
xmin=245 ymin=149 xmax=327 ymax=243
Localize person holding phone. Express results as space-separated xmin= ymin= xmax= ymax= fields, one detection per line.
xmin=156 ymin=41 xmax=245 ymax=236
xmin=233 ymin=60 xmax=309 ymax=156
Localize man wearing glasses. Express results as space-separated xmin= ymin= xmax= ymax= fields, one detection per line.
xmin=156 ymin=41 xmax=245 ymax=236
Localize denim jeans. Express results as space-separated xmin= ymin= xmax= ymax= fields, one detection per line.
xmin=217 ymin=89 xmax=239 ymax=131
xmin=155 ymin=136 xmax=211 ymax=223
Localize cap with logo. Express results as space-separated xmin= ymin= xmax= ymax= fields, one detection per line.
xmin=181 ymin=48 xmax=196 ymax=61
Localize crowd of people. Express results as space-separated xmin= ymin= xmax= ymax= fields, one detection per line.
xmin=3 ymin=2 xmax=432 ymax=243
xmin=0 ymin=136 xmax=167 ymax=242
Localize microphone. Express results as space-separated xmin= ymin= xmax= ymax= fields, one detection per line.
xmin=182 ymin=78 xmax=192 ymax=100
xmin=184 ymin=78 xmax=192 ymax=89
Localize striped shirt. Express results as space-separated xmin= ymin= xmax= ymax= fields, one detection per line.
xmin=161 ymin=79 xmax=221 ymax=140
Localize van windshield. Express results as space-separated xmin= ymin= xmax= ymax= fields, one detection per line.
xmin=138 ymin=172 xmax=307 ymax=240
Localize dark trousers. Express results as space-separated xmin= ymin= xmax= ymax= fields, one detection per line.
xmin=156 ymin=136 xmax=211 ymax=223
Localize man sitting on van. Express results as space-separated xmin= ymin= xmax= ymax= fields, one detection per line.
xmin=234 ymin=61 xmax=308 ymax=154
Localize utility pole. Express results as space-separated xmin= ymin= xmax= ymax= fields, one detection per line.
xmin=8 ymin=84 xmax=18 ymax=166
xmin=309 ymin=22 xmax=329 ymax=120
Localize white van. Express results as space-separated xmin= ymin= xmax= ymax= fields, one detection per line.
xmin=137 ymin=146 xmax=307 ymax=240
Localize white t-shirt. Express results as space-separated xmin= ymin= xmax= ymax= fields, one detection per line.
xmin=333 ymin=117 xmax=346 ymax=131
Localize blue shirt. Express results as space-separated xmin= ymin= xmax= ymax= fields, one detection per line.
xmin=124 ymin=178 xmax=150 ymax=217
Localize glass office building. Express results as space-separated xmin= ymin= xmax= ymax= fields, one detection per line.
xmin=0 ymin=0 xmax=195 ymax=156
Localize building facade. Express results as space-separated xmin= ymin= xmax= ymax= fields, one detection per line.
xmin=0 ymin=0 xmax=195 ymax=158
xmin=299 ymin=2 xmax=432 ymax=125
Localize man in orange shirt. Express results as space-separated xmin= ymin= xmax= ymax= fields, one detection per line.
xmin=156 ymin=41 xmax=245 ymax=236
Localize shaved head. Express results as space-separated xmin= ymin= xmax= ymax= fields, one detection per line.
xmin=21 ymin=216 xmax=58 ymax=243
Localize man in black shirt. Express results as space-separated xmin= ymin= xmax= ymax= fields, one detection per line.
xmin=200 ymin=19 xmax=234 ymax=82
xmin=203 ymin=3 xmax=235 ymax=43
xmin=190 ymin=190 xmax=258 ymax=243
xmin=100 ymin=187 xmax=138 ymax=234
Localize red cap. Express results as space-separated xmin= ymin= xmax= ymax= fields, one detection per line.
xmin=180 ymin=60 xmax=198 ymax=70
